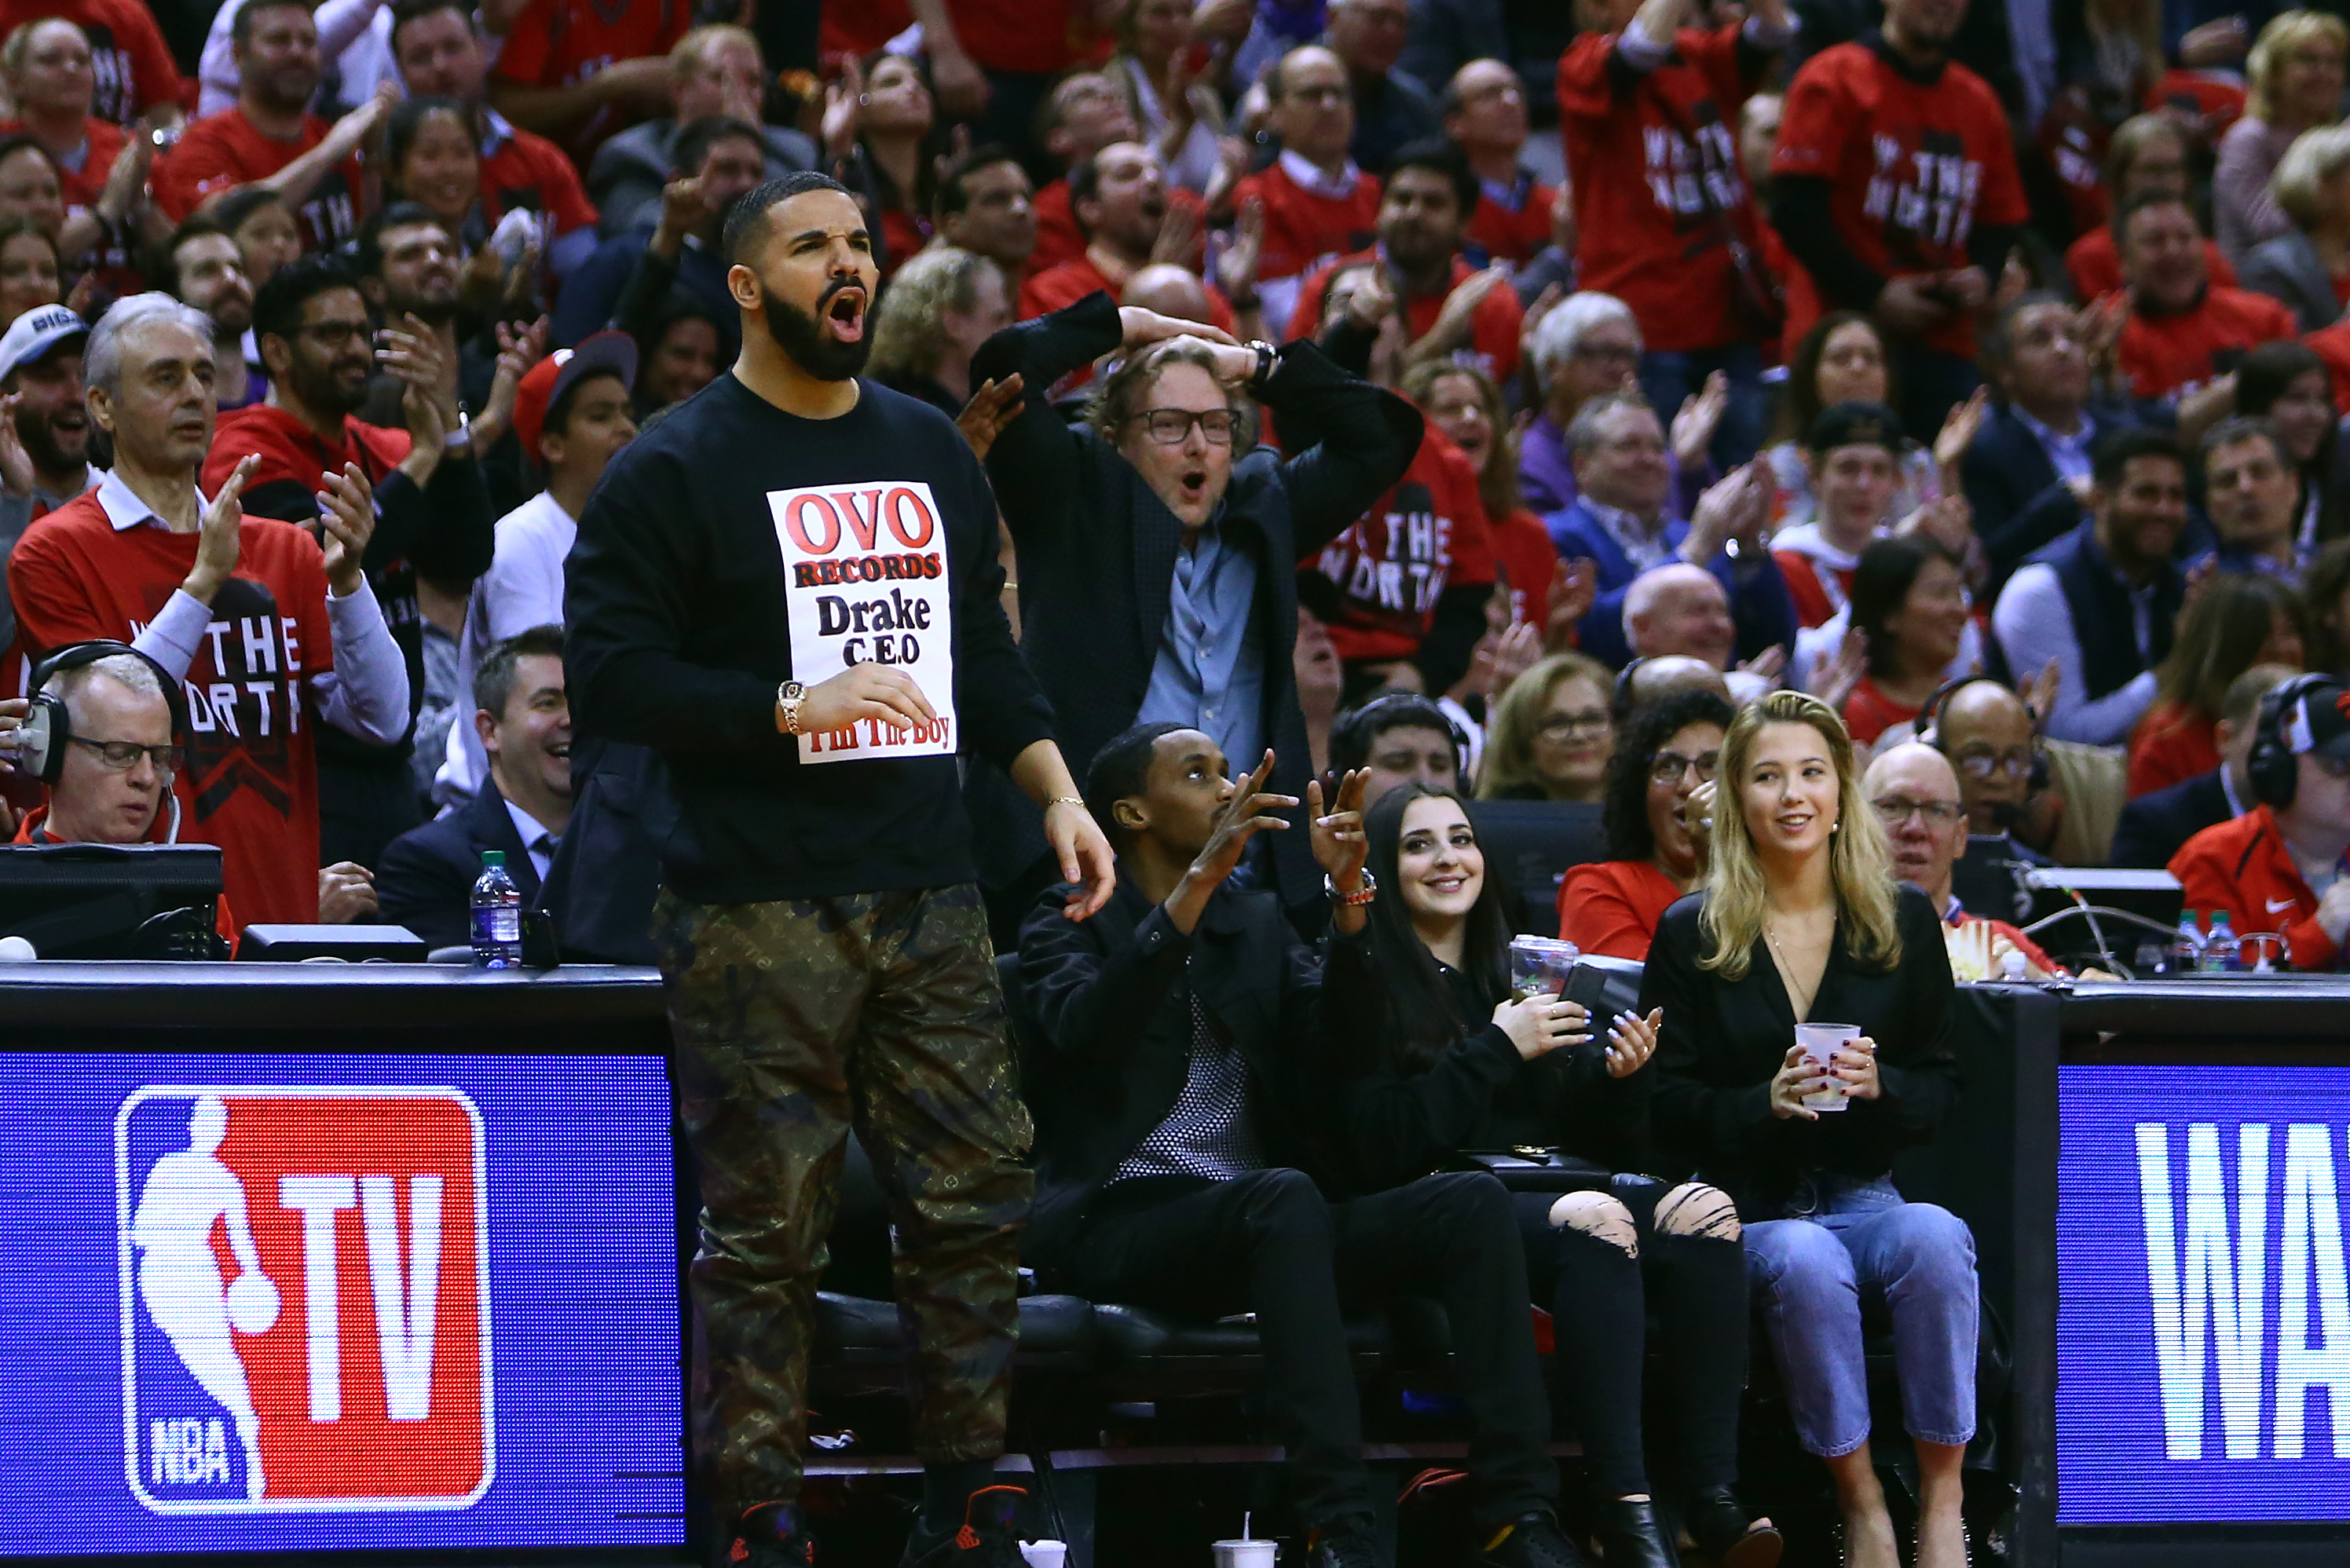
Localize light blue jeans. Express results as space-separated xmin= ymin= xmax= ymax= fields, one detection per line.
xmin=1744 ymin=1175 xmax=1978 ymax=1458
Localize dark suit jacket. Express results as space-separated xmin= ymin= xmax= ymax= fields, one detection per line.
xmin=1963 ymin=407 xmax=2064 ymax=587
xmin=969 ymin=292 xmax=1420 ymax=915
xmin=2110 ymin=766 xmax=2237 ymax=870
xmin=376 ymin=779 xmax=545 ymax=950
xmin=1642 ymin=885 xmax=1960 ymax=1218
xmin=1015 ymin=875 xmax=1372 ymax=1269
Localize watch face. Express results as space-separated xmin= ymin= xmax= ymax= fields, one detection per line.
xmin=782 ymin=682 xmax=805 ymax=700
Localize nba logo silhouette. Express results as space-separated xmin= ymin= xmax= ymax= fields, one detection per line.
xmin=115 ymin=1087 xmax=494 ymax=1513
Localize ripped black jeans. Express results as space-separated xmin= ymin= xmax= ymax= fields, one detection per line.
xmin=1514 ymin=1175 xmax=1748 ymax=1500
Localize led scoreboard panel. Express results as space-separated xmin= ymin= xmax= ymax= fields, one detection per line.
xmin=0 ymin=1041 xmax=683 ymax=1554
xmin=2058 ymin=1063 xmax=2350 ymax=1525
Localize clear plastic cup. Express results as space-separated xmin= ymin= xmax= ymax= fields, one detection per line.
xmin=1212 ymin=1543 xmax=1278 ymax=1568
xmin=1508 ymin=934 xmax=1580 ymax=1001
xmin=1795 ymin=1022 xmax=1861 ymax=1113
xmin=1019 ymin=1543 xmax=1068 ymax=1567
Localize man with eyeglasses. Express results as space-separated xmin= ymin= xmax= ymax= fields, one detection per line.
xmin=1519 ymin=291 xmax=1722 ymax=517
xmin=206 ymin=254 xmax=492 ymax=875
xmin=7 ymin=293 xmax=408 ymax=928
xmin=1235 ymin=46 xmax=1383 ymax=335
xmin=1865 ymin=741 xmax=2061 ymax=977
xmin=2172 ymin=674 xmax=2350 ymax=972
xmin=1927 ymin=677 xmax=2059 ymax=864
xmin=1442 ymin=60 xmax=1555 ymax=269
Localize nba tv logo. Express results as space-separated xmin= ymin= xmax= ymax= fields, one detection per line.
xmin=115 ymin=1087 xmax=494 ymax=1513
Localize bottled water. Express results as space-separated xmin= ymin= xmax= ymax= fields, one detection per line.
xmin=2167 ymin=910 xmax=2202 ymax=976
xmin=470 ymin=850 xmax=522 ymax=969
xmin=2201 ymin=912 xmax=2241 ymax=974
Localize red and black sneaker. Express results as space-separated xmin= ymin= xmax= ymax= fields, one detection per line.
xmin=898 ymin=1483 xmax=1029 ymax=1567
xmin=724 ymin=1501 xmax=816 ymax=1567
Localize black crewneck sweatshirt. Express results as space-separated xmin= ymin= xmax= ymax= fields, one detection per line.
xmin=564 ymin=371 xmax=1055 ymax=903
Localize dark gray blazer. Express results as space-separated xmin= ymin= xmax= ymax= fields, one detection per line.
xmin=2240 ymin=228 xmax=2344 ymax=332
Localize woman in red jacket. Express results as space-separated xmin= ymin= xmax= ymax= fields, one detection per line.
xmin=1558 ymin=688 xmax=1734 ymax=958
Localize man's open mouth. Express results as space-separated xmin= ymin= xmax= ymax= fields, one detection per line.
xmin=824 ymin=287 xmax=866 ymax=344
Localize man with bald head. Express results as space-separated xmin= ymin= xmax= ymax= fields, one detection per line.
xmin=1122 ymin=264 xmax=1222 ymax=333
xmin=1928 ymin=678 xmax=2059 ymax=862
xmin=1236 ymin=45 xmax=1384 ymax=333
xmin=1442 ymin=59 xmax=1554 ymax=266
xmin=1625 ymin=563 xmax=1736 ymax=669
xmin=1613 ymin=652 xmax=1733 ymax=722
xmin=1866 ymin=740 xmax=2061 ymax=974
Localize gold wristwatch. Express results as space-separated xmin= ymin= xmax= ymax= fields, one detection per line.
xmin=777 ymin=680 xmax=806 ymax=735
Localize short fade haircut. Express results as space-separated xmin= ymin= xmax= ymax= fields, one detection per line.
xmin=387 ymin=0 xmax=474 ymax=57
xmin=86 ymin=292 xmax=215 ymax=397
xmin=474 ymin=624 xmax=566 ymax=718
xmin=232 ymin=0 xmax=312 ymax=50
xmin=935 ymin=142 xmax=1024 ymax=220
xmin=1085 ymin=719 xmax=1188 ymax=847
xmin=673 ymin=113 xmax=764 ymax=179
xmin=252 ymin=254 xmax=363 ymax=348
xmin=1384 ymin=137 xmax=1478 ymax=219
xmin=719 ymin=169 xmax=852 ymax=265
xmin=2090 ymin=425 xmax=2185 ymax=488
xmin=1565 ymin=389 xmax=1654 ymax=457
xmin=2201 ymin=413 xmax=2290 ymax=470
xmin=353 ymin=199 xmax=443 ymax=280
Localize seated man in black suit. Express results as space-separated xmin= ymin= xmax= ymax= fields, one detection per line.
xmin=378 ymin=627 xmax=570 ymax=947
xmin=1016 ymin=723 xmax=1575 ymax=1568
xmin=2112 ymin=663 xmax=2293 ymax=868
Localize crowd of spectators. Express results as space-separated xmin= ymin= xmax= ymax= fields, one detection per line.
xmin=8 ymin=0 xmax=2350 ymax=1557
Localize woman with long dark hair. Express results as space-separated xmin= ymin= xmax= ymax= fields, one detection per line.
xmin=1839 ymin=536 xmax=1975 ymax=745
xmin=1339 ymin=784 xmax=1781 ymax=1568
xmin=1645 ymin=691 xmax=1971 ymax=1568
xmin=1557 ymin=689 xmax=1734 ymax=959
xmin=2129 ymin=570 xmax=2309 ymax=795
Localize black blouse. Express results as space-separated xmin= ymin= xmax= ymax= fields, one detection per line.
xmin=1639 ymin=884 xmax=1959 ymax=1219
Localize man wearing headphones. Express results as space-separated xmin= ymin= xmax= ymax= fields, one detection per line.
xmin=0 ymin=644 xmax=240 ymax=947
xmin=2170 ymin=674 xmax=2350 ymax=971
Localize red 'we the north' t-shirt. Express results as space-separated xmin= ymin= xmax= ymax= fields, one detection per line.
xmin=1558 ymin=22 xmax=1770 ymax=353
xmin=152 ymin=108 xmax=363 ymax=252
xmin=7 ymin=498 xmax=338 ymax=927
xmin=1464 ymin=176 xmax=1555 ymax=268
xmin=1287 ymin=250 xmax=1525 ymax=384
xmin=1770 ymin=38 xmax=2028 ymax=359
xmin=1302 ymin=426 xmax=1496 ymax=664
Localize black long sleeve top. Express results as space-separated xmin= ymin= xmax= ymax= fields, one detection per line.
xmin=1642 ymin=884 xmax=1960 ymax=1217
xmin=564 ymin=373 xmax=1055 ymax=902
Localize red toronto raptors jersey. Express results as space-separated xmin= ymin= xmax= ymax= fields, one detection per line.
xmin=0 ymin=0 xmax=181 ymax=126
xmin=1558 ymin=23 xmax=1768 ymax=353
xmin=1771 ymin=38 xmax=2028 ymax=359
xmin=7 ymin=499 xmax=337 ymax=927
xmin=1286 ymin=250 xmax=1523 ymax=384
xmin=153 ymin=108 xmax=364 ymax=253
xmin=1303 ymin=426 xmax=1496 ymax=663
xmin=1462 ymin=177 xmax=1555 ymax=268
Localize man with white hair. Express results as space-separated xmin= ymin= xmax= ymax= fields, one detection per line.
xmin=1520 ymin=291 xmax=1725 ymax=517
xmin=1554 ymin=393 xmax=1792 ymax=666
xmin=5 ymin=294 xmax=408 ymax=927
xmin=1864 ymin=740 xmax=2059 ymax=975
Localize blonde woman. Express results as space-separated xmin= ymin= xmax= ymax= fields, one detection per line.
xmin=2215 ymin=9 xmax=2349 ymax=263
xmin=2242 ymin=122 xmax=2350 ymax=328
xmin=1476 ymin=651 xmax=1614 ymax=802
xmin=866 ymin=245 xmax=1015 ymax=415
xmin=1642 ymin=690 xmax=1974 ymax=1568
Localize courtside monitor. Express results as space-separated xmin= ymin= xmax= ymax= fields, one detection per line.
xmin=0 ymin=842 xmax=225 ymax=959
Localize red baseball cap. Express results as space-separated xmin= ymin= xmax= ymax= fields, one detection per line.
xmin=512 ymin=330 xmax=639 ymax=462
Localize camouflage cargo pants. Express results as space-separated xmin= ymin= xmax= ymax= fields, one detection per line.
xmin=653 ymin=882 xmax=1034 ymax=1525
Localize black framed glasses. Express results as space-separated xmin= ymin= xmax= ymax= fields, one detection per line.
xmin=1649 ymin=749 xmax=1718 ymax=785
xmin=1872 ymin=795 xmax=1964 ymax=828
xmin=1949 ymin=745 xmax=2036 ymax=782
xmin=1134 ymin=408 xmax=1235 ymax=446
xmin=67 ymin=735 xmax=182 ymax=776
xmin=1536 ymin=710 xmax=1610 ymax=742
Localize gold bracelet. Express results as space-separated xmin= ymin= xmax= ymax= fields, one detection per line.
xmin=1045 ymin=795 xmax=1086 ymax=809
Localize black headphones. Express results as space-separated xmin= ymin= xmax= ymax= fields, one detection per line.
xmin=1331 ymin=692 xmax=1470 ymax=777
xmin=2246 ymin=671 xmax=2340 ymax=810
xmin=1609 ymin=657 xmax=1650 ymax=726
xmin=20 ymin=641 xmax=187 ymax=785
xmin=1919 ymin=674 xmax=2015 ymax=750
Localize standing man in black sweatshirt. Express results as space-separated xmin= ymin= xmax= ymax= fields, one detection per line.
xmin=565 ymin=170 xmax=1116 ymax=1568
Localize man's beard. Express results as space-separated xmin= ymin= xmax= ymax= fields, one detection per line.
xmin=292 ymin=351 xmax=370 ymax=417
xmin=17 ymin=406 xmax=81 ymax=476
xmin=762 ymin=276 xmax=869 ymax=382
xmin=388 ymin=281 xmax=461 ymax=327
